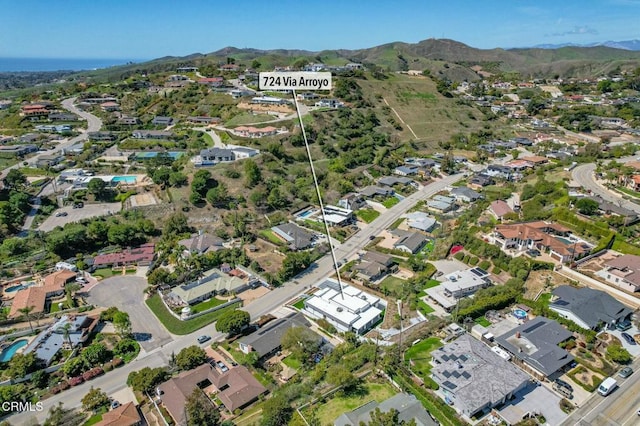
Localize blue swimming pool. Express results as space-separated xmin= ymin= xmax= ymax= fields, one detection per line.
xmin=112 ymin=176 xmax=137 ymax=184
xmin=5 ymin=282 xmax=34 ymax=293
xmin=513 ymin=309 xmax=527 ymax=320
xmin=0 ymin=339 xmax=28 ymax=363
xmin=298 ymin=210 xmax=315 ymax=218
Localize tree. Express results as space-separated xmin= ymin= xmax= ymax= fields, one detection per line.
xmin=113 ymin=338 xmax=139 ymax=358
xmin=260 ymin=394 xmax=292 ymax=426
xmin=575 ymin=198 xmax=599 ymax=216
xmin=184 ymin=388 xmax=220 ymax=426
xmin=151 ymin=167 xmax=171 ymax=187
xmin=215 ymin=309 xmax=250 ymax=335
xmin=31 ymin=369 xmax=49 ymax=389
xmin=606 ymin=344 xmax=632 ymax=364
xmin=107 ymin=223 xmax=139 ymax=246
xmin=82 ymin=343 xmax=110 ymax=365
xmin=65 ymin=282 xmax=81 ymax=308
xmin=326 ymin=364 xmax=358 ymax=390
xmin=127 ymin=367 xmax=169 ymax=393
xmin=7 ymin=352 xmax=41 ymax=379
xmin=169 ymin=171 xmax=188 ymax=187
xmin=113 ymin=311 xmax=132 ymax=337
xmin=164 ymin=212 xmax=190 ymax=237
xmin=3 ymin=169 xmax=27 ymax=189
xmin=244 ymin=159 xmax=262 ymax=187
xmin=206 ymin=183 xmax=228 ymax=206
xmin=43 ymin=402 xmax=85 ymax=426
xmin=18 ymin=305 xmax=35 ymax=332
xmin=87 ymin=178 xmax=107 ymax=199
xmin=359 ymin=408 xmax=417 ymax=426
xmin=175 ymin=345 xmax=207 ymax=371
xmin=62 ymin=357 xmax=87 ymax=377
xmin=81 ymin=387 xmax=110 ymax=412
xmin=281 ymin=326 xmax=322 ymax=365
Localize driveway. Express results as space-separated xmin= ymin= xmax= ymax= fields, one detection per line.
xmin=87 ymin=276 xmax=172 ymax=351
xmin=431 ymin=259 xmax=467 ymax=276
xmin=605 ymin=326 xmax=640 ymax=357
xmin=38 ymin=202 xmax=122 ymax=231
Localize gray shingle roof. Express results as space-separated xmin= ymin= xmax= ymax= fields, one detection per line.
xmin=238 ymin=312 xmax=312 ymax=357
xmin=271 ymin=223 xmax=314 ymax=250
xmin=495 ymin=316 xmax=574 ymax=377
xmin=550 ymin=285 xmax=632 ymax=329
xmin=334 ymin=393 xmax=437 ymax=426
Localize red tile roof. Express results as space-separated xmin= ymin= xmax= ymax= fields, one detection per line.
xmin=95 ymin=402 xmax=141 ymax=426
xmin=93 ymin=243 xmax=155 ymax=267
xmin=490 ymin=200 xmax=513 ymax=218
xmin=9 ymin=287 xmax=46 ymax=318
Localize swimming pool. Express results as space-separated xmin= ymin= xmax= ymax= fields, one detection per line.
xmin=112 ymin=176 xmax=137 ymax=184
xmin=4 ymin=282 xmax=34 ymax=293
xmin=513 ymin=309 xmax=527 ymax=320
xmin=298 ymin=210 xmax=315 ymax=218
xmin=0 ymin=339 xmax=28 ymax=363
xmin=555 ymin=237 xmax=572 ymax=245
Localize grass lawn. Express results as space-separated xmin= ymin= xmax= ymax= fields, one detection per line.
xmin=423 ymin=279 xmax=440 ymax=289
xmin=616 ymin=187 xmax=640 ymax=199
xmin=292 ymin=298 xmax=305 ymax=310
xmin=417 ymin=299 xmax=435 ymax=315
xmin=191 ymin=297 xmax=226 ymax=314
xmin=421 ymin=239 xmax=436 ymax=254
xmin=83 ymin=406 xmax=108 ymax=426
xmin=405 ymin=337 xmax=443 ymax=378
xmin=258 ymin=229 xmax=283 ymax=245
xmin=49 ymin=300 xmax=72 ymax=313
xmin=380 ymin=275 xmax=407 ymax=294
xmin=146 ymin=293 xmax=240 ymax=335
xmin=474 ymin=317 xmax=491 ymax=327
xmin=538 ymin=292 xmax=553 ymax=305
xmin=356 ymin=208 xmax=380 ymax=223
xmin=282 ymin=355 xmax=302 ymax=370
xmin=382 ymin=196 xmax=400 ymax=208
xmin=93 ymin=268 xmax=119 ymax=279
xmin=305 ymin=382 xmax=397 ymax=425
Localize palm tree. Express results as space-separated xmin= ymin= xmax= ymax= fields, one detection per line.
xmin=18 ymin=305 xmax=35 ymax=332
xmin=61 ymin=322 xmax=73 ymax=348
xmin=65 ymin=283 xmax=81 ymax=308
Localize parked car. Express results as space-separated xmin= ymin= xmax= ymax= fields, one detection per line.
xmin=55 ymin=211 xmax=68 ymax=217
xmin=73 ymin=201 xmax=84 ymax=208
xmin=616 ymin=321 xmax=632 ymax=331
xmin=526 ymin=249 xmax=541 ymax=257
xmin=619 ymin=367 xmax=634 ymax=378
xmin=554 ymin=379 xmax=573 ymax=392
xmin=110 ymin=400 xmax=120 ymax=410
xmin=621 ymin=332 xmax=636 ymax=345
xmin=216 ymin=361 xmax=228 ymax=372
xmin=197 ymin=335 xmax=211 ymax=344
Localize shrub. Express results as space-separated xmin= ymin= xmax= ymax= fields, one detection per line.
xmin=492 ymin=266 xmax=502 ymax=274
xmin=69 ymin=376 xmax=84 ymax=386
xmin=454 ymin=252 xmax=464 ymax=261
xmin=479 ymin=260 xmax=491 ymax=270
xmin=58 ymin=381 xmax=70 ymax=391
xmin=112 ymin=357 xmax=123 ymax=368
xmin=469 ymin=257 xmax=479 ymax=266
xmin=104 ymin=363 xmax=113 ymax=373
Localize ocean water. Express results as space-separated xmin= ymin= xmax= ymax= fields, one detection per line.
xmin=0 ymin=58 xmax=143 ymax=72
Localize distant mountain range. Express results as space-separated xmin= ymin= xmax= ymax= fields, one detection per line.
xmin=73 ymin=38 xmax=640 ymax=84
xmin=531 ymin=40 xmax=640 ymax=51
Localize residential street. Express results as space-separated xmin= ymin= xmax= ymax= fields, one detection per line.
xmin=572 ymin=156 xmax=640 ymax=215
xmin=6 ymin=173 xmax=463 ymax=426
xmin=561 ymin=356 xmax=640 ymax=426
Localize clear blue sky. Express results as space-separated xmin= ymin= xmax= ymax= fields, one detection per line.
xmin=2 ymin=0 xmax=639 ymax=59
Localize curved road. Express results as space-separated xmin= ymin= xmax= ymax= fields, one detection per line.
xmin=14 ymin=97 xmax=103 ymax=231
xmin=7 ymin=173 xmax=463 ymax=425
xmin=572 ymin=155 xmax=640 ymax=215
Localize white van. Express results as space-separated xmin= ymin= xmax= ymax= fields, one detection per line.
xmin=598 ymin=377 xmax=618 ymax=396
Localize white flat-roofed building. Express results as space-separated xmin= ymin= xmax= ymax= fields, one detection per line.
xmin=320 ymin=205 xmax=354 ymax=226
xmin=425 ymin=267 xmax=491 ymax=311
xmin=303 ymin=279 xmax=386 ymax=334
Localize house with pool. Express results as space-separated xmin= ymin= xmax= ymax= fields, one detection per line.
xmin=8 ymin=269 xmax=77 ymax=319
xmin=70 ymin=174 xmax=146 ymax=189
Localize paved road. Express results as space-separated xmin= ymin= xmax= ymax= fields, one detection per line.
xmin=87 ymin=276 xmax=173 ymax=351
xmin=561 ymin=357 xmax=640 ymax=425
xmin=572 ymin=156 xmax=640 ymax=215
xmin=194 ymin=127 xmax=225 ymax=148
xmin=37 ymin=202 xmax=122 ymax=232
xmin=8 ymin=97 xmax=103 ymax=230
xmin=6 ymin=174 xmax=462 ymax=425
